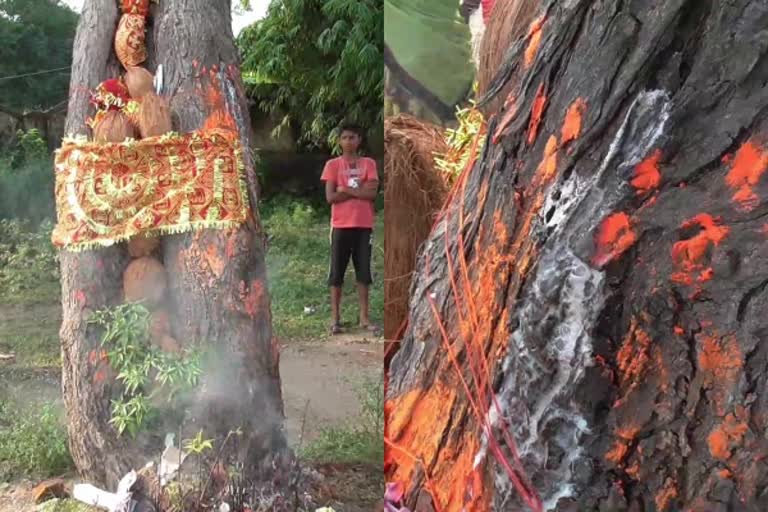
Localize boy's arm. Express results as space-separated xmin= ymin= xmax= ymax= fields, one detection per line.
xmin=340 ymin=180 xmax=378 ymax=201
xmin=325 ymin=180 xmax=350 ymax=204
xmin=338 ymin=160 xmax=379 ymax=201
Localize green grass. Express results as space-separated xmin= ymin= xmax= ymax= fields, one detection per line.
xmin=300 ymin=375 xmax=383 ymax=465
xmin=0 ymin=400 xmax=73 ymax=481
xmin=263 ymin=197 xmax=384 ymax=340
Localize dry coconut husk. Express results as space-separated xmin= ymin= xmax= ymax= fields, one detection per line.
xmin=127 ymin=233 xmax=160 ymax=258
xmin=384 ymin=115 xmax=450 ymax=342
xmin=477 ymin=0 xmax=539 ymax=115
xmin=138 ymin=92 xmax=172 ymax=138
xmin=125 ymin=66 xmax=155 ymax=100
xmin=123 ymin=256 xmax=167 ymax=306
xmin=92 ymin=110 xmax=136 ymax=143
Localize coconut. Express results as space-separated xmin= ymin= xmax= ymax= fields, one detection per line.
xmin=92 ymin=110 xmax=136 ymax=143
xmin=125 ymin=66 xmax=155 ymax=100
xmin=115 ymin=14 xmax=147 ymax=68
xmin=127 ymin=233 xmax=160 ymax=258
xmin=138 ymin=92 xmax=172 ymax=138
xmin=123 ymin=256 xmax=166 ymax=307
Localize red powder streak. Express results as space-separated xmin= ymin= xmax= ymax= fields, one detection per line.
xmin=592 ymin=212 xmax=637 ymax=267
xmin=632 ymin=149 xmax=662 ymax=195
xmin=561 ymin=98 xmax=586 ymax=145
xmin=538 ymin=136 xmax=559 ymax=181
xmin=524 ymin=16 xmax=545 ymax=69
xmin=481 ymin=0 xmax=495 ymax=23
xmin=526 ymin=83 xmax=547 ymax=145
xmin=725 ymin=140 xmax=768 ymax=211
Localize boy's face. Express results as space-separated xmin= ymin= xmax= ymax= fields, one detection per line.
xmin=340 ymin=130 xmax=361 ymax=153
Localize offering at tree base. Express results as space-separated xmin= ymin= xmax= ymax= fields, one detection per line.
xmin=51 ymin=129 xmax=249 ymax=251
xmin=123 ymin=256 xmax=167 ymax=306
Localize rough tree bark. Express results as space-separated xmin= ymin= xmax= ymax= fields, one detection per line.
xmin=60 ymin=0 xmax=287 ymax=488
xmin=386 ymin=1 xmax=768 ymax=511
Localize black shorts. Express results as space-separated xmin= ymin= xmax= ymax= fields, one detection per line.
xmin=328 ymin=228 xmax=373 ymax=287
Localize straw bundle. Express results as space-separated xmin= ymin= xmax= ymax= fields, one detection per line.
xmin=125 ymin=66 xmax=155 ymax=100
xmin=477 ymin=0 xmax=539 ymax=115
xmin=138 ymin=92 xmax=172 ymax=138
xmin=384 ymin=115 xmax=450 ymax=341
xmin=92 ymin=110 xmax=136 ymax=143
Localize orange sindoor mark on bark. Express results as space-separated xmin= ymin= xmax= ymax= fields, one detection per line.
xmin=561 ymin=98 xmax=586 ymax=146
xmin=708 ymin=412 xmax=749 ymax=460
xmin=526 ymin=83 xmax=547 ymax=145
xmin=670 ymin=214 xmax=729 ymax=285
xmin=238 ymin=279 xmax=264 ymax=318
xmin=536 ymin=135 xmax=559 ymax=182
xmin=655 ymin=478 xmax=678 ymax=511
xmin=592 ymin=212 xmax=637 ymax=267
xmin=632 ymin=149 xmax=662 ymax=195
xmin=605 ymin=425 xmax=640 ymax=465
xmin=385 ymin=384 xmax=489 ymax=512
xmin=614 ymin=317 xmax=655 ymax=406
xmin=698 ymin=332 xmax=743 ymax=416
xmin=492 ymin=93 xmax=518 ymax=144
xmin=524 ymin=16 xmax=545 ymax=69
xmin=725 ymin=140 xmax=768 ymax=211
xmin=204 ymin=242 xmax=226 ymax=277
xmin=202 ymin=69 xmax=237 ymax=132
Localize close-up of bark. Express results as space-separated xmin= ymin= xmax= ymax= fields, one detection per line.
xmin=386 ymin=0 xmax=768 ymax=510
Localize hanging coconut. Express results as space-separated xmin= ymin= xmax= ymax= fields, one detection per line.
xmin=92 ymin=110 xmax=136 ymax=143
xmin=115 ymin=14 xmax=147 ymax=68
xmin=123 ymin=256 xmax=167 ymax=307
xmin=138 ymin=92 xmax=173 ymax=138
xmin=127 ymin=233 xmax=160 ymax=258
xmin=125 ymin=66 xmax=155 ymax=100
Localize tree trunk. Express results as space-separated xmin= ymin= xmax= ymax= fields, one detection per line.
xmin=386 ymin=1 xmax=768 ymax=511
xmin=60 ymin=0 xmax=287 ymax=489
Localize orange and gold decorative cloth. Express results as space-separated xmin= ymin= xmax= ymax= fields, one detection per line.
xmin=52 ymin=129 xmax=249 ymax=251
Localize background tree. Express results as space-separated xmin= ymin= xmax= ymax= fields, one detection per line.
xmin=386 ymin=0 xmax=768 ymax=510
xmin=61 ymin=0 xmax=287 ymax=488
xmin=237 ymin=0 xmax=383 ymax=152
xmin=0 ymin=0 xmax=77 ymax=114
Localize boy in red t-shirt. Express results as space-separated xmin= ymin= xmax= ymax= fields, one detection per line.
xmin=320 ymin=124 xmax=379 ymax=335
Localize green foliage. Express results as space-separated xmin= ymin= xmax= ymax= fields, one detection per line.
xmin=0 ymin=0 xmax=78 ymax=112
xmin=238 ymin=0 xmax=383 ymax=151
xmin=0 ymin=129 xmax=55 ymax=223
xmin=89 ymin=303 xmax=203 ymax=437
xmin=0 ymin=218 xmax=59 ymax=304
xmin=263 ymin=197 xmax=384 ymax=339
xmin=183 ymin=430 xmax=215 ymax=455
xmin=301 ymin=375 xmax=383 ymax=465
xmin=0 ymin=400 xmax=73 ymax=480
xmin=433 ymin=101 xmax=486 ymax=180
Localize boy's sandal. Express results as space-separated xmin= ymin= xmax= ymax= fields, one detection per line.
xmin=330 ymin=323 xmax=343 ymax=335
